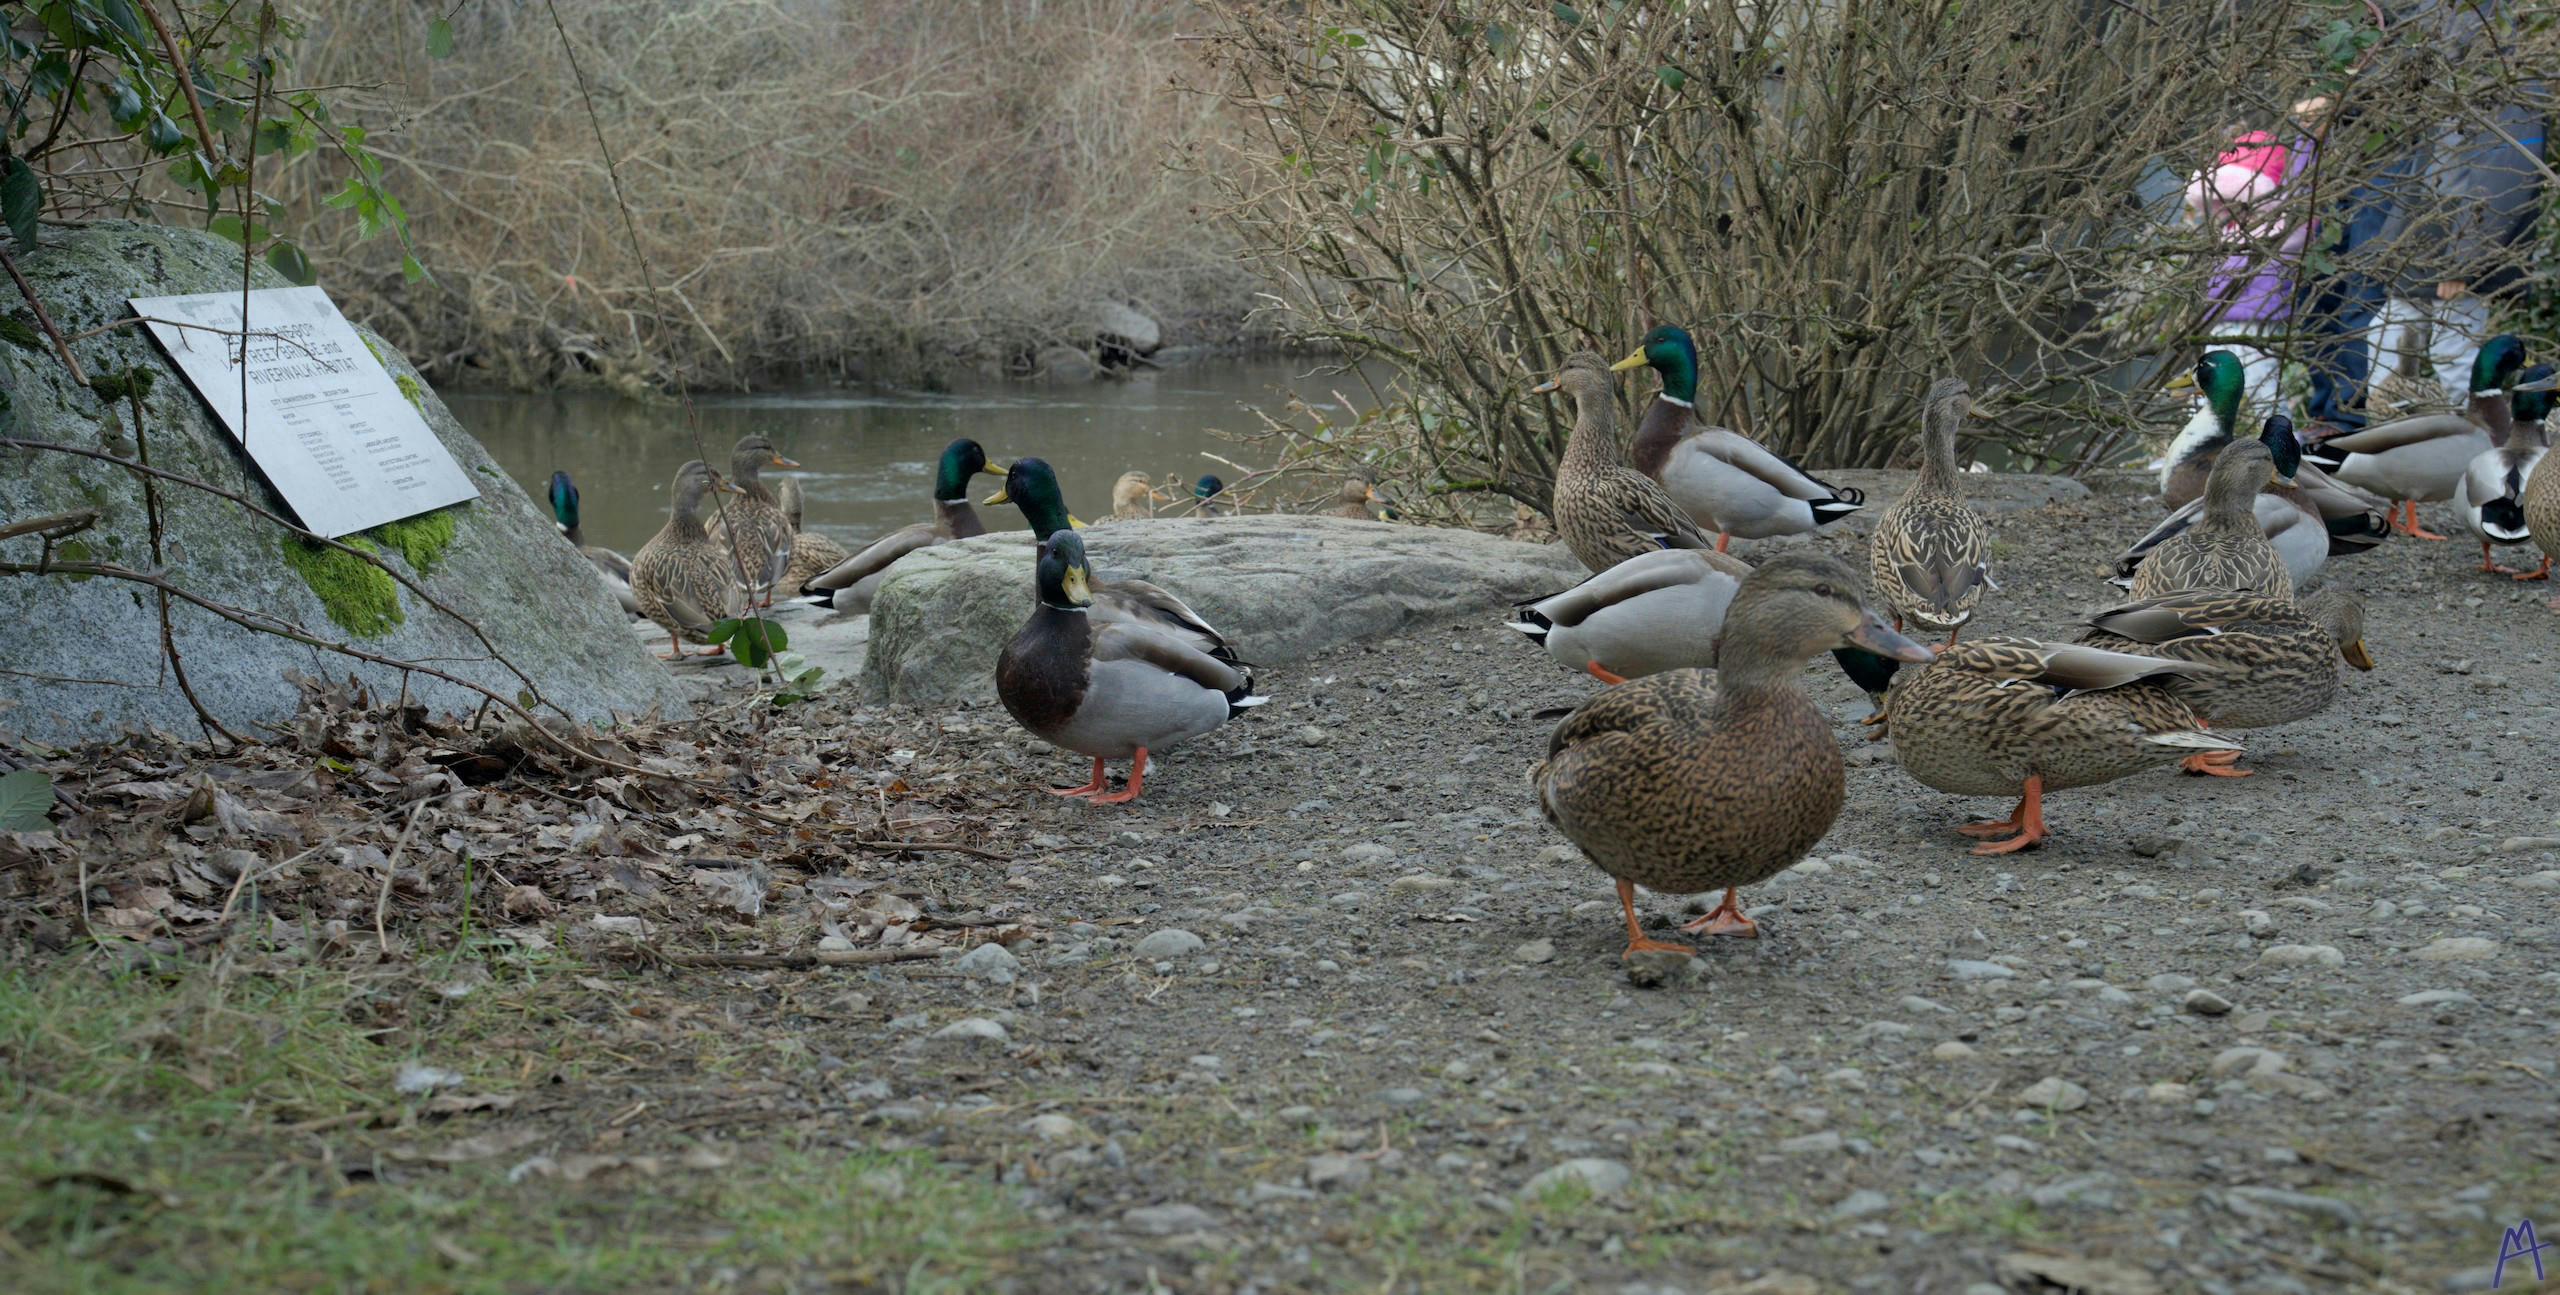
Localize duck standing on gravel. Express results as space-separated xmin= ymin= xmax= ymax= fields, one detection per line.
xmin=2127 ymin=439 xmax=2295 ymax=602
xmin=2456 ymin=365 xmax=2556 ymax=578
xmin=2077 ymin=589 xmax=2371 ymax=777
xmin=797 ymin=438 xmax=1001 ymax=612
xmin=1868 ymin=377 xmax=1992 ymax=645
xmin=1532 ymin=554 xmax=1931 ymax=956
xmin=1611 ymin=325 xmax=1864 ymax=551
xmin=2302 ymin=336 xmax=2528 ymax=539
xmin=996 ymin=531 xmax=1264 ymax=803
xmin=630 ymin=460 xmax=748 ymax=659
xmin=1535 ymin=351 xmax=1717 ymax=572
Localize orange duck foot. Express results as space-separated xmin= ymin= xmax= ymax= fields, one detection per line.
xmin=1964 ymin=776 xmax=2049 ymax=855
xmin=1048 ymin=756 xmax=1112 ymax=798
xmin=2179 ymin=748 xmax=2251 ymax=777
xmin=1616 ymin=878 xmax=1697 ymax=959
xmin=1585 ymin=661 xmax=1630 ymax=685
xmin=2392 ymin=500 xmax=2450 ymax=540
xmin=1084 ymin=748 xmax=1151 ymax=804
xmin=2514 ymin=556 xmax=2552 ymax=581
xmin=1679 ymin=888 xmax=1760 ymax=938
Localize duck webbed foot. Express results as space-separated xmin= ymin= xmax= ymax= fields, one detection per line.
xmin=1047 ymin=756 xmax=1112 ymax=799
xmin=1616 ymin=878 xmax=1697 ymax=960
xmin=1678 ymin=887 xmax=1760 ymax=938
xmin=1085 ymin=747 xmax=1151 ymax=804
xmin=1962 ymin=775 xmax=2049 ymax=855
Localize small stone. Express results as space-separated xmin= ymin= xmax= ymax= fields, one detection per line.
xmin=2231 ymin=1010 xmax=2275 ymax=1034
xmin=1622 ymin=947 xmax=1702 ymax=988
xmin=1132 ymin=928 xmax=1206 ymax=959
xmin=1900 ymin=995 xmax=1954 ymax=1014
xmin=1946 ymin=958 xmax=2016 ymax=980
xmin=929 ymin=1017 xmax=1008 ymax=1045
xmin=1388 ymin=873 xmax=1455 ymax=895
xmin=1375 ymin=1086 xmax=1427 ymax=1107
xmin=1342 ymin=842 xmax=1396 ymax=864
xmin=1276 ymin=1105 xmax=1318 ymax=1123
xmin=2397 ymin=988 xmax=2477 ymax=1008
xmin=2182 ymin=989 xmax=2234 ymax=1016
xmin=1252 ymin=1181 xmax=1316 ymax=1202
xmin=1776 ymin=1130 xmax=1844 ymax=1155
xmin=1830 ymin=1188 xmax=1891 ymax=1220
xmin=2495 ymin=836 xmax=2560 ymax=853
xmin=1930 ymin=1041 xmax=1978 ymax=1062
xmin=2027 ymin=1172 xmax=2118 ymax=1209
xmin=2415 ymin=937 xmax=2500 ymax=962
xmin=2515 ymin=872 xmax=2560 ymax=890
xmin=1518 ymin=1157 xmax=1632 ymax=1198
xmin=2014 ymin=1077 xmax=2090 ymax=1112
xmin=2146 ymin=1081 xmax=2194 ymax=1103
xmin=2252 ymin=944 xmax=2344 ymax=969
xmin=1294 ymin=725 xmax=1333 ymax=748
xmin=1122 ymin=1203 xmax=1219 ymax=1235
xmin=1534 ymin=844 xmax=1586 ymax=868
xmin=1023 ymin=1113 xmax=1089 ymax=1142
xmin=955 ymin=942 xmax=1020 ymax=983
xmin=2227 ymin=1185 xmax=2362 ymax=1228
xmin=1511 ymin=938 xmax=1556 ymax=964
xmin=1305 ymin=1154 xmax=1371 ymax=1191
xmin=2210 ymin=1046 xmax=2287 ymax=1078
xmin=2145 ymin=973 xmax=2197 ymax=994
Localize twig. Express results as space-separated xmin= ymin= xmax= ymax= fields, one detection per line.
xmin=119 ymin=374 xmax=245 ymax=745
xmin=0 ymin=245 xmax=88 ymax=385
xmin=374 ymin=800 xmax=432 ymax=953
xmin=0 ymin=511 xmax=99 ymax=544
xmin=852 ymin=838 xmax=1012 ymax=862
xmin=137 ymin=0 xmax=223 ymax=178
xmin=605 ymin=945 xmax=943 ymax=970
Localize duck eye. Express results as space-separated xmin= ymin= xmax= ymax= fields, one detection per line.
xmin=1814 ymin=583 xmax=1833 ymax=597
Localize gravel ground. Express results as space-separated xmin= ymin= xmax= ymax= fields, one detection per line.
xmin=805 ymin=484 xmax=2559 ymax=1294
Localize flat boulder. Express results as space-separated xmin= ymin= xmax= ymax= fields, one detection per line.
xmin=862 ymin=515 xmax=1586 ymax=704
xmin=0 ymin=221 xmax=690 ymax=744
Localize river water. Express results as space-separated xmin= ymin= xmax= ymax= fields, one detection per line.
xmin=449 ymin=360 xmax=1379 ymax=555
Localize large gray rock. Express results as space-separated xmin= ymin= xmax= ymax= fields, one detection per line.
xmin=862 ymin=515 xmax=1586 ymax=704
xmin=0 ymin=221 xmax=689 ymax=744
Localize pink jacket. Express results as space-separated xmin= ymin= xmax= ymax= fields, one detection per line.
xmin=2184 ymin=132 xmax=2313 ymax=324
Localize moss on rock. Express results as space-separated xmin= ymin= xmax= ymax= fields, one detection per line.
xmin=280 ymin=535 xmax=403 ymax=638
xmin=371 ymin=504 xmax=462 ymax=577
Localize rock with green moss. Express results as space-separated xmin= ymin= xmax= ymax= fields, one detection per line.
xmin=0 ymin=220 xmax=690 ymax=744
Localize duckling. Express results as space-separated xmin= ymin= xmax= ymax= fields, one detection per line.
xmin=629 ymin=460 xmax=748 ymax=659
xmin=1192 ymin=474 xmax=1229 ymax=517
xmin=797 ymin=438 xmax=1001 ymax=612
xmin=1612 ymin=325 xmax=1864 ymax=550
xmin=1109 ymin=471 xmax=1166 ymax=521
xmin=1505 ymin=547 xmax=1754 ymax=684
xmin=1534 ymin=351 xmax=1716 ymax=572
xmin=1532 ymin=554 xmax=1931 ymax=956
xmin=988 ymin=458 xmax=1238 ymax=665
xmin=703 ymin=435 xmax=799 ymax=603
xmin=996 ymin=531 xmax=1264 ymax=803
xmin=1878 ymin=638 xmax=2232 ymax=854
xmin=2116 ymin=414 xmax=2387 ymax=590
xmin=1333 ymin=478 xmax=1384 ymax=519
xmin=2303 ymin=335 xmax=2527 ymax=539
xmin=773 ymin=475 xmax=854 ymax=599
xmin=2127 ymin=439 xmax=2294 ymax=601
xmin=1869 ymin=378 xmax=1992 ymax=644
xmin=2078 ymin=588 xmax=2371 ymax=776
xmin=545 ymin=470 xmax=640 ymax=615
xmin=2457 ymin=364 xmax=2556 ymax=578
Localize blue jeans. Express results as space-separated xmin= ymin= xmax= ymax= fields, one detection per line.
xmin=2300 ymin=273 xmax=2385 ymax=432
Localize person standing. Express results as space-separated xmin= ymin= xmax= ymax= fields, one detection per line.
xmin=2186 ymin=126 xmax=2315 ymax=411
xmin=2365 ymin=100 xmax=2549 ymax=412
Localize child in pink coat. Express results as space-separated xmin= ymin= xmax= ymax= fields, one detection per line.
xmin=2185 ymin=129 xmax=2313 ymax=410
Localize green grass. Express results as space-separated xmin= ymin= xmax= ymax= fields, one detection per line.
xmin=0 ymin=950 xmax=1044 ymax=1292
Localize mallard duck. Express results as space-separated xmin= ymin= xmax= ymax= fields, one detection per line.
xmin=772 ymin=475 xmax=855 ymax=599
xmin=1534 ymin=351 xmax=1715 ymax=572
xmin=701 ymin=435 xmax=799 ymax=603
xmin=2116 ymin=414 xmax=2387 ymax=590
xmin=796 ymin=438 xmax=1001 ymax=612
xmin=996 ymin=531 xmax=1265 ymax=803
xmin=2303 ymin=335 xmax=2527 ymax=539
xmin=987 ymin=457 xmax=1238 ymax=665
xmin=1612 ymin=325 xmax=1863 ymax=550
xmin=1109 ymin=471 xmax=1166 ymax=520
xmin=1878 ymin=637 xmax=2232 ymax=854
xmin=2157 ymin=351 xmax=2249 ymax=509
xmin=2528 ymin=424 xmax=2560 ymax=608
xmin=1332 ymin=478 xmax=1384 ymax=519
xmin=2078 ymin=588 xmax=2371 ymax=776
xmin=630 ymin=460 xmax=748 ymax=659
xmin=2127 ymin=439 xmax=2295 ymax=601
xmin=1505 ymin=547 xmax=1754 ymax=684
xmin=1193 ymin=475 xmax=1228 ymax=517
xmin=545 ymin=470 xmax=640 ymax=615
xmin=2457 ymin=365 xmax=2556 ymax=578
xmin=1532 ymin=554 xmax=1931 ymax=956
xmin=1869 ymin=378 xmax=1992 ymax=644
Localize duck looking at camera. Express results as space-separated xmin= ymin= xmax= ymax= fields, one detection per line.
xmin=988 ymin=457 xmax=1239 ymax=665
xmin=2456 ymin=364 xmax=2557 ymax=578
xmin=629 ymin=460 xmax=748 ymax=659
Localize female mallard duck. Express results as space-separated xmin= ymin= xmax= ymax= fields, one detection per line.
xmin=629 ymin=460 xmax=747 ymax=659
xmin=1192 ymin=475 xmax=1228 ymax=517
xmin=1869 ymin=377 xmax=1992 ymax=645
xmin=2117 ymin=413 xmax=2387 ymax=590
xmin=2456 ymin=364 xmax=2556 ymax=578
xmin=2127 ymin=439 xmax=2295 ymax=601
xmin=2525 ymin=406 xmax=2560 ymax=607
xmin=996 ymin=531 xmax=1265 ymax=803
xmin=1109 ymin=471 xmax=1165 ymax=521
xmin=1612 ymin=325 xmax=1863 ymax=550
xmin=988 ymin=457 xmax=1239 ymax=664
xmin=1532 ymin=554 xmax=1931 ymax=956
xmin=1878 ymin=638 xmax=2232 ymax=854
xmin=702 ymin=434 xmax=799 ymax=603
xmin=2303 ymin=335 xmax=2527 ymax=539
xmin=1535 ymin=351 xmax=1716 ymax=572
xmin=796 ymin=438 xmax=1000 ymax=612
xmin=1505 ymin=547 xmax=1754 ymax=684
xmin=1333 ymin=478 xmax=1384 ymax=519
xmin=545 ymin=470 xmax=640 ymax=615
xmin=2078 ymin=588 xmax=2371 ymax=776
xmin=772 ymin=475 xmax=854 ymax=599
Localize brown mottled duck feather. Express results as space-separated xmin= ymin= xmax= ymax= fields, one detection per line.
xmin=2128 ymin=439 xmax=2294 ymax=601
xmin=1885 ymin=637 xmax=2231 ymax=799
xmin=2528 ymin=435 xmax=2560 ymax=570
xmin=771 ymin=475 xmax=853 ymax=598
xmin=1541 ymin=352 xmax=1715 ymax=572
xmin=630 ymin=461 xmax=745 ymax=645
xmin=2077 ymin=588 xmax=2368 ymax=731
xmin=704 ymin=435 xmax=797 ymax=594
xmin=1869 ymin=378 xmax=1991 ymax=636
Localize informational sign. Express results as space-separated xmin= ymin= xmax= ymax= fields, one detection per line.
xmin=131 ymin=286 xmax=478 ymax=539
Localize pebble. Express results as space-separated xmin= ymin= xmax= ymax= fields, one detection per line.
xmin=1388 ymin=873 xmax=1455 ymax=895
xmin=2210 ymin=1047 xmax=2287 ymax=1078
xmin=1305 ymin=1154 xmax=1370 ymax=1191
xmin=2415 ymin=937 xmax=2500 ymax=961
xmin=1023 ymin=1113 xmax=1090 ymax=1142
xmin=2146 ymin=1081 xmax=2195 ymax=1103
xmin=2496 ymin=836 xmax=2560 ymax=853
xmin=2227 ymin=1185 xmax=2362 ymax=1228
xmin=2182 ymin=989 xmax=2234 ymax=1016
xmin=2014 ymin=1077 xmax=2090 ymax=1112
xmin=1900 ymin=995 xmax=1954 ymax=1014
xmin=1830 ymin=1188 xmax=1891 ymax=1220
xmin=1518 ymin=1157 xmax=1631 ymax=1198
xmin=1534 ymin=844 xmax=1586 ymax=867
xmin=929 ymin=1017 xmax=1009 ymax=1045
xmin=2516 ymin=872 xmax=2560 ymax=890
xmin=1252 ymin=1182 xmax=1316 ymax=1202
xmin=1775 ymin=1130 xmax=1844 ymax=1155
xmin=1342 ymin=842 xmax=1396 ymax=863
xmin=2146 ymin=973 xmax=2197 ymax=994
xmin=1946 ymin=958 xmax=2016 ymax=980
xmin=2252 ymin=944 xmax=2345 ymax=969
xmin=1929 ymin=1041 xmax=1977 ymax=1062
xmin=1375 ymin=1086 xmax=1427 ymax=1107
xmin=2026 ymin=1172 xmax=2118 ymax=1209
xmin=1511 ymin=938 xmax=1557 ymax=964
xmin=1294 ymin=725 xmax=1332 ymax=747
xmin=1122 ymin=1203 xmax=1220 ymax=1235
xmin=1132 ymin=928 xmax=1205 ymax=959
xmin=954 ymin=942 xmax=1020 ymax=983
xmin=2398 ymin=988 xmax=2477 ymax=1007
